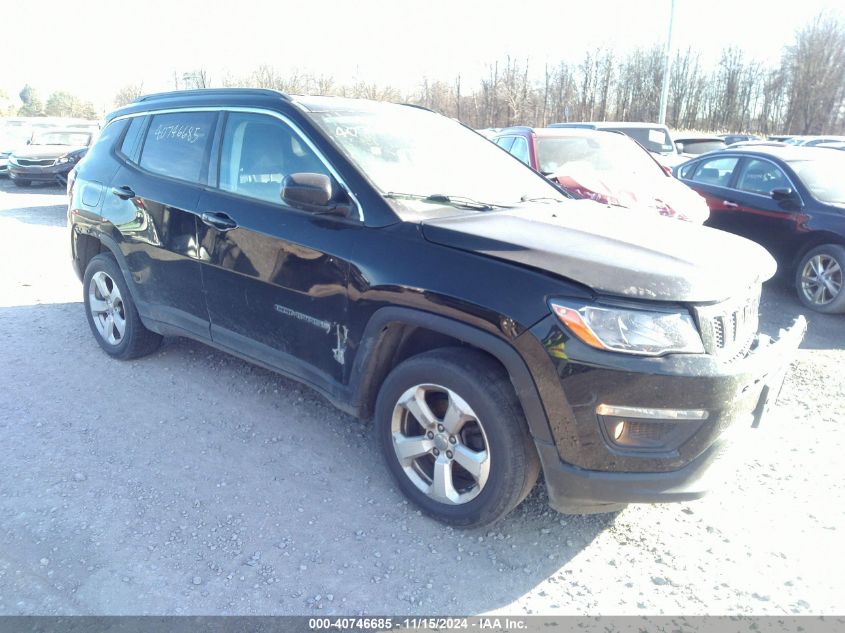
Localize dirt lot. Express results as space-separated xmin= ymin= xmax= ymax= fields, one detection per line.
xmin=0 ymin=178 xmax=842 ymax=616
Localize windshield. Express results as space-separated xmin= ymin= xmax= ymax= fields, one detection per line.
xmin=308 ymin=105 xmax=566 ymax=211
xmin=535 ymin=133 xmax=664 ymax=178
xmin=789 ymin=156 xmax=845 ymax=205
xmin=32 ymin=131 xmax=91 ymax=146
xmin=607 ymin=126 xmax=676 ymax=154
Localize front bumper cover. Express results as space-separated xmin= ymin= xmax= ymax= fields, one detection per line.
xmin=9 ymin=161 xmax=72 ymax=182
xmin=536 ymin=315 xmax=806 ymax=513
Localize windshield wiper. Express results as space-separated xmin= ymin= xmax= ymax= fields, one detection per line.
xmin=385 ymin=192 xmax=506 ymax=211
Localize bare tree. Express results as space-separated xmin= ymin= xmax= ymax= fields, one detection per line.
xmin=113 ymin=82 xmax=144 ymax=107
xmin=782 ymin=12 xmax=845 ymax=134
xmin=184 ymin=11 xmax=845 ymax=136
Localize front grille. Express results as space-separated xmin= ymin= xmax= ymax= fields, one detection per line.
xmin=694 ymin=288 xmax=760 ymax=361
xmin=16 ymin=158 xmax=55 ymax=167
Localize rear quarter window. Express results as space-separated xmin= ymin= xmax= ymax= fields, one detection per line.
xmin=138 ymin=111 xmax=217 ymax=183
xmin=75 ymin=118 xmax=127 ymax=172
xmin=119 ymin=116 xmax=146 ymax=161
xmin=690 ymin=156 xmax=740 ymax=187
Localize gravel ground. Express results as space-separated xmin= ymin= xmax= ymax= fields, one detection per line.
xmin=0 ymin=178 xmax=842 ymax=616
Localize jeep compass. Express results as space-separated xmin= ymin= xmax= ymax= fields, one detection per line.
xmin=67 ymin=89 xmax=805 ymax=527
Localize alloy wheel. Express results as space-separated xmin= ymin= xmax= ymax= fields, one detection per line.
xmin=88 ymin=271 xmax=127 ymax=346
xmin=390 ymin=384 xmax=491 ymax=505
xmin=801 ymin=254 xmax=842 ymax=306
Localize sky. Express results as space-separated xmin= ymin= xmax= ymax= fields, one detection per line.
xmin=2 ymin=0 xmax=843 ymax=113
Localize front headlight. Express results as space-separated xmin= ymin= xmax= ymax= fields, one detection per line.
xmin=56 ymin=153 xmax=82 ymax=165
xmin=550 ymin=301 xmax=705 ymax=356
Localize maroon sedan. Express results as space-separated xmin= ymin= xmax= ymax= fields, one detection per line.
xmin=492 ymin=127 xmax=709 ymax=223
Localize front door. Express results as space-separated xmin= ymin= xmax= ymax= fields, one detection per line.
xmin=717 ymin=157 xmax=802 ymax=261
xmin=196 ymin=111 xmax=360 ymax=384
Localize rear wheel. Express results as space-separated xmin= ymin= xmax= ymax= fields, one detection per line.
xmin=83 ymin=253 xmax=162 ymax=359
xmin=376 ymin=347 xmax=540 ymax=528
xmin=795 ymin=244 xmax=845 ymax=314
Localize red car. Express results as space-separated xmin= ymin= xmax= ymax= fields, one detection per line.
xmin=492 ymin=127 xmax=710 ymax=223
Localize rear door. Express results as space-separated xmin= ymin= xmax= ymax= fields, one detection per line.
xmin=103 ymin=110 xmax=217 ymax=338
xmin=195 ymin=110 xmax=360 ymax=384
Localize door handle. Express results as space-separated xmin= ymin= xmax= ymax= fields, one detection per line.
xmin=111 ymin=185 xmax=135 ymax=200
xmin=201 ymin=211 xmax=238 ymax=231
xmin=723 ymin=200 xmax=740 ymax=209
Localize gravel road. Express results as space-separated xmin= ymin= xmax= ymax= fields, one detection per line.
xmin=0 ymin=178 xmax=842 ymax=616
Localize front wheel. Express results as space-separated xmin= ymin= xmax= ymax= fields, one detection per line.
xmin=375 ymin=347 xmax=540 ymax=528
xmin=795 ymin=244 xmax=845 ymax=314
xmin=12 ymin=177 xmax=31 ymax=187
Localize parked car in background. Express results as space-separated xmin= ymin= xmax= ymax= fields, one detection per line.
xmin=493 ymin=126 xmax=709 ymax=222
xmin=816 ymin=141 xmax=845 ymax=151
xmin=67 ymin=88 xmax=804 ymax=526
xmin=1 ymin=117 xmax=99 ymax=178
xmin=720 ymin=134 xmax=760 ymax=145
xmin=724 ymin=141 xmax=788 ymax=150
xmin=674 ymin=146 xmax=845 ymax=313
xmin=768 ymin=135 xmax=793 ymax=142
xmin=674 ymin=135 xmax=727 ymax=157
xmin=475 ymin=128 xmax=502 ymax=139
xmin=783 ymin=135 xmax=845 ymax=147
xmin=548 ymin=121 xmax=686 ymax=168
xmin=0 ymin=126 xmax=35 ymax=176
xmin=8 ymin=128 xmax=93 ymax=186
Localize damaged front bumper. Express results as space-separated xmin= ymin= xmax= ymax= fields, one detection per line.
xmin=532 ymin=315 xmax=807 ymax=514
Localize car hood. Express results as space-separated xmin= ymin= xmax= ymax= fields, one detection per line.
xmin=12 ymin=145 xmax=84 ymax=160
xmin=420 ymin=201 xmax=776 ymax=303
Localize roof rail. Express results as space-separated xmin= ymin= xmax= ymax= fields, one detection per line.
xmin=134 ymin=88 xmax=291 ymax=103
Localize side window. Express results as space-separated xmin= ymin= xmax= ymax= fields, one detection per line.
xmin=510 ymin=136 xmax=530 ymax=165
xmin=690 ymin=156 xmax=739 ymax=188
xmin=677 ymin=161 xmax=696 ymax=179
xmin=119 ymin=116 xmax=146 ymax=161
xmin=219 ymin=112 xmax=332 ymax=205
xmin=735 ymin=159 xmax=789 ymax=195
xmin=138 ymin=111 xmax=216 ymax=183
xmin=495 ymin=136 xmax=515 ymax=151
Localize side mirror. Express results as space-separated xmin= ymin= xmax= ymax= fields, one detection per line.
xmin=771 ymin=187 xmax=801 ymax=209
xmin=281 ymin=172 xmax=348 ymax=215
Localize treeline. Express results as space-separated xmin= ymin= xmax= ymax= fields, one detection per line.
xmin=109 ymin=11 xmax=841 ymax=135
xmin=9 ymin=85 xmax=98 ymax=119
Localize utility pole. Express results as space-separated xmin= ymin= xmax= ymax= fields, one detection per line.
xmin=657 ymin=0 xmax=676 ymax=125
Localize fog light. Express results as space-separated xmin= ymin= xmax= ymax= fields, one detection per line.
xmin=597 ymin=404 xmax=707 ymax=452
xmin=612 ymin=420 xmax=625 ymax=441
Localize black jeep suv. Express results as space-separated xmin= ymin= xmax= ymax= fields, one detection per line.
xmin=68 ymin=89 xmax=806 ymax=527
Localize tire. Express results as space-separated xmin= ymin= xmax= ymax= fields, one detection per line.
xmin=12 ymin=178 xmax=31 ymax=187
xmin=375 ymin=347 xmax=540 ymax=528
xmin=83 ymin=253 xmax=162 ymax=359
xmin=795 ymin=244 xmax=845 ymax=314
